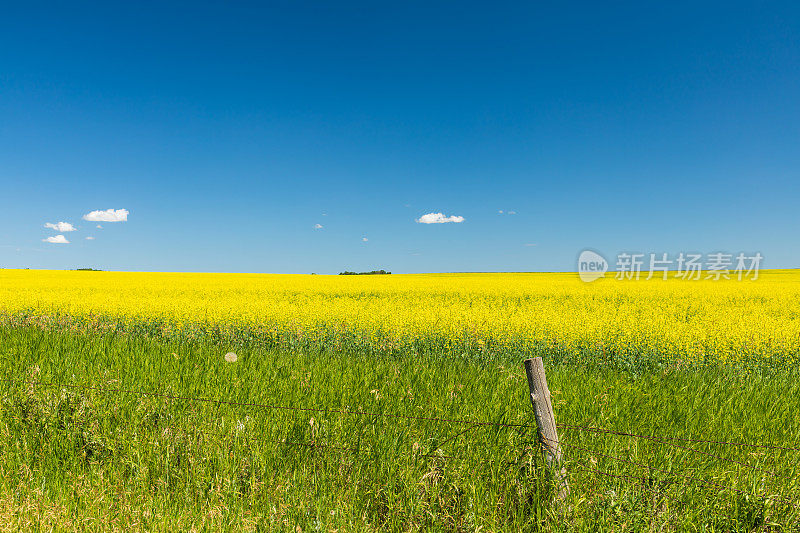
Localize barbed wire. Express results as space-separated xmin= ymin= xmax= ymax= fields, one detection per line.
xmin=3 ymin=388 xmax=798 ymax=511
xmin=561 ymin=428 xmax=779 ymax=478
xmin=3 ymin=376 xmax=799 ymax=509
xmin=557 ymin=422 xmax=800 ymax=453
xmin=543 ymin=435 xmax=797 ymax=507
xmin=138 ymin=420 xmax=528 ymax=472
xmin=4 ymin=378 xmax=796 ymax=455
xmin=0 ymin=409 xmax=520 ymax=470
xmin=573 ymin=460 xmax=668 ymax=495
xmin=573 ymin=457 xmax=687 ymax=529
xmin=166 ymin=422 xmax=527 ymax=470
xmin=1 ymin=378 xmax=529 ymax=429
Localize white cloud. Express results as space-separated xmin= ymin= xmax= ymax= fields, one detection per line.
xmin=44 ymin=222 xmax=76 ymax=232
xmin=498 ymin=210 xmax=503 ymax=214
xmin=508 ymin=211 xmax=517 ymax=215
xmin=42 ymin=235 xmax=69 ymax=244
xmin=86 ymin=236 xmax=95 ymax=240
xmin=96 ymin=225 xmax=102 ymax=229
xmin=83 ymin=208 xmax=129 ymax=222
xmin=416 ymin=212 xmax=465 ymax=224
xmin=362 ymin=237 xmax=368 ymax=242
xmin=314 ymin=223 xmax=323 ymax=229
xmin=524 ymin=243 xmax=537 ymax=247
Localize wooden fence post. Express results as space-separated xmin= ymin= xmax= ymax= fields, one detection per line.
xmin=524 ymin=357 xmax=569 ymax=500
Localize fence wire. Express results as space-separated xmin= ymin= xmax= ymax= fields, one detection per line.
xmin=2 ymin=376 xmax=798 ymax=510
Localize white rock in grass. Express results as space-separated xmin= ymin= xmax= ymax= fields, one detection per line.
xmin=224 ymin=352 xmax=238 ymax=363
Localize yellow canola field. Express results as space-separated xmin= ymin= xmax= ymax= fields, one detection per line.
xmin=1 ymin=269 xmax=799 ymax=367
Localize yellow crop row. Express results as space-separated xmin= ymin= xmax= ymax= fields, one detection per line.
xmin=1 ymin=269 xmax=799 ymax=367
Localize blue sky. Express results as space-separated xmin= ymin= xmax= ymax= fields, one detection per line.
xmin=1 ymin=1 xmax=798 ymax=273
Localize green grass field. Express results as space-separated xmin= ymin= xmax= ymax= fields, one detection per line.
xmin=0 ymin=325 xmax=798 ymax=531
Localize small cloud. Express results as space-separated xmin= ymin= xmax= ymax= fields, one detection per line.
xmin=322 ymin=213 xmax=327 ymax=216
xmin=314 ymin=224 xmax=323 ymax=229
xmin=508 ymin=211 xmax=517 ymax=215
xmin=498 ymin=210 xmax=503 ymax=214
xmin=44 ymin=222 xmax=76 ymax=232
xmin=524 ymin=243 xmax=537 ymax=247
xmin=362 ymin=237 xmax=368 ymax=242
xmin=86 ymin=236 xmax=95 ymax=240
xmin=416 ymin=212 xmax=465 ymax=224
xmin=43 ymin=235 xmax=69 ymax=244
xmin=83 ymin=208 xmax=129 ymax=222
xmin=96 ymin=225 xmax=102 ymax=229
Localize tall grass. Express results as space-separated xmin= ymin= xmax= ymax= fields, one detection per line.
xmin=0 ymin=325 xmax=798 ymax=531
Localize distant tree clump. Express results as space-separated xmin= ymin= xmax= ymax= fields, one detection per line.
xmin=75 ymin=268 xmax=103 ymax=271
xmin=338 ymin=270 xmax=391 ymax=275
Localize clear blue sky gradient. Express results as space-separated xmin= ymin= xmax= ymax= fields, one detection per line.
xmin=2 ymin=2 xmax=798 ymax=273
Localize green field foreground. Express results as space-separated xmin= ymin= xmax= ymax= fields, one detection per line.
xmin=1 ymin=325 xmax=798 ymax=531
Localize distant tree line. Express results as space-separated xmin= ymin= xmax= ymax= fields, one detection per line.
xmin=338 ymin=269 xmax=391 ymax=275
